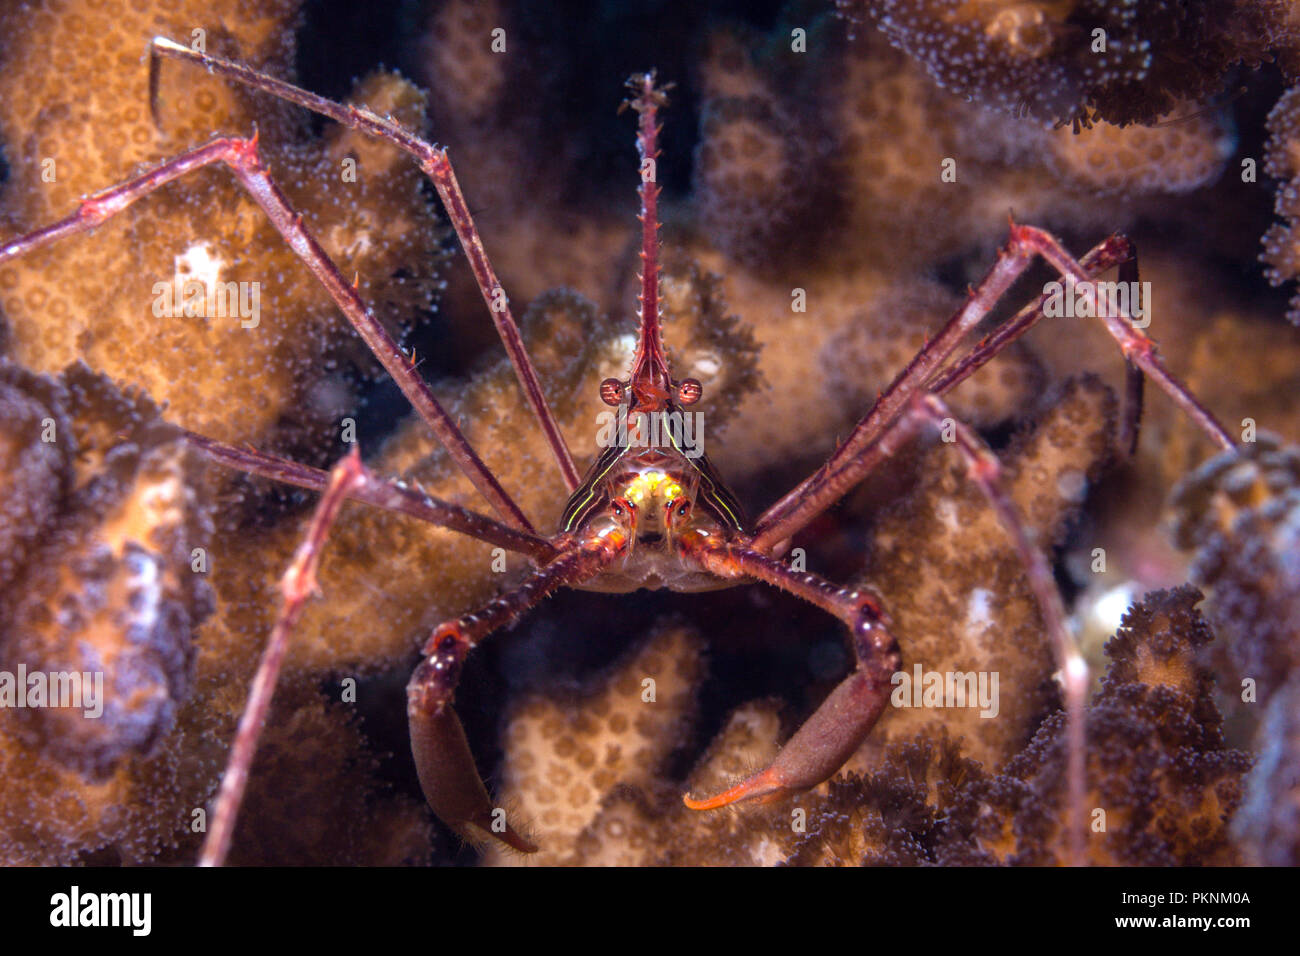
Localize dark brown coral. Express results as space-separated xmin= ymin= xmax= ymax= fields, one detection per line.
xmin=787 ymin=728 xmax=990 ymax=866
xmin=758 ymin=589 xmax=1248 ymax=867
xmin=985 ymin=586 xmax=1250 ymax=866
xmin=846 ymin=0 xmax=1300 ymax=128
xmin=1170 ymin=436 xmax=1300 ymax=864
xmin=1170 ymin=435 xmax=1300 ymax=698
xmin=1262 ymin=86 xmax=1300 ymax=324
xmin=0 ymin=361 xmax=224 ymax=865
xmin=787 ymin=587 xmax=1249 ymax=867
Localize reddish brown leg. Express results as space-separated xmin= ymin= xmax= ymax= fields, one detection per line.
xmin=754 ymin=228 xmax=1047 ymax=545
xmin=1119 ymin=359 xmax=1146 ymax=459
xmin=200 ymin=449 xmax=366 ymax=867
xmin=184 ymin=430 xmax=556 ymax=561
xmin=931 ymin=239 xmax=1143 ymax=458
xmin=0 ymin=135 xmax=534 ymax=532
xmin=147 ymin=36 xmax=580 ymax=492
xmin=910 ymin=393 xmax=1087 ymax=867
xmin=406 ymin=531 xmax=628 ymax=853
xmin=686 ymin=392 xmax=1088 ymax=863
xmin=754 ymin=226 xmax=1233 ymax=550
xmin=676 ymin=532 xmax=901 ymax=808
xmin=1013 ymin=224 xmax=1231 ymax=449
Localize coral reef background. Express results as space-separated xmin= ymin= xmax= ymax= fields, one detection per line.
xmin=0 ymin=0 xmax=1297 ymax=865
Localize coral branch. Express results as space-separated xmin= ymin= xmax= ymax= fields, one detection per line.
xmin=148 ymin=36 xmax=580 ymax=492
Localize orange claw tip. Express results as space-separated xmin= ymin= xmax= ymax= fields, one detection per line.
xmin=682 ymin=769 xmax=784 ymax=811
xmin=682 ymin=790 xmax=733 ymax=811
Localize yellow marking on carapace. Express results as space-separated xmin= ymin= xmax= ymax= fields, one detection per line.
xmin=623 ymin=471 xmax=684 ymax=506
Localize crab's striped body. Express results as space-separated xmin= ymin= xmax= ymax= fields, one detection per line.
xmin=564 ymin=430 xmax=747 ymax=593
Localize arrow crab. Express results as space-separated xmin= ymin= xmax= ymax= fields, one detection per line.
xmin=0 ymin=36 xmax=1238 ymax=866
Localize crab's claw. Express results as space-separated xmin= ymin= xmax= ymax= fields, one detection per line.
xmin=683 ymin=767 xmax=786 ymax=810
xmin=408 ymin=685 xmax=537 ymax=854
xmin=683 ymin=644 xmax=897 ymax=812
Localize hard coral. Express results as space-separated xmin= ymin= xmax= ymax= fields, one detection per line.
xmin=988 ymin=587 xmax=1250 ymax=866
xmin=0 ymin=360 xmax=215 ymax=863
xmin=1170 ymin=436 xmax=1300 ymax=864
xmin=1231 ymin=672 xmax=1300 ymax=866
xmin=1262 ymin=85 xmax=1300 ymax=324
xmin=855 ymin=375 xmax=1117 ymax=769
xmin=0 ymin=361 xmax=213 ymax=779
xmin=694 ymin=26 xmax=836 ymax=269
xmin=0 ymin=361 xmax=72 ymax=595
xmin=787 ymin=728 xmax=989 ymax=866
xmin=416 ymin=0 xmax=634 ymax=322
xmin=1170 ymin=435 xmax=1300 ymax=699
xmin=848 ymin=0 xmax=1300 ymax=128
xmin=486 ymin=623 xmax=706 ymax=866
xmin=0 ymin=0 xmax=444 ymax=449
xmin=224 ymin=681 xmax=433 ymax=866
xmin=1045 ymin=106 xmax=1234 ymax=196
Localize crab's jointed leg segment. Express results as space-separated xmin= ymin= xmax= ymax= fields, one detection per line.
xmin=910 ymin=393 xmax=1088 ymax=867
xmin=200 ymin=448 xmax=367 ymax=868
xmin=677 ymin=533 xmax=901 ymax=810
xmin=406 ymin=531 xmax=628 ymax=852
xmin=184 ymin=430 xmax=557 ymax=561
xmin=0 ymin=133 xmax=536 ymax=532
xmin=755 ymin=226 xmax=1234 ymax=551
xmin=147 ymin=36 xmax=581 ymax=493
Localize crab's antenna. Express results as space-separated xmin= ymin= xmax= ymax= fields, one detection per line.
xmin=624 ymin=72 xmax=674 ymax=412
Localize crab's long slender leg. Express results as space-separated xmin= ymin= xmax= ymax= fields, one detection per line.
xmin=147 ymin=36 xmax=580 ymax=492
xmin=677 ymin=534 xmax=901 ymax=809
xmin=752 ymin=227 xmax=1051 ymax=544
xmin=911 ymin=393 xmax=1087 ymax=867
xmin=184 ymin=430 xmax=556 ymax=561
xmin=406 ymin=530 xmax=628 ymax=853
xmin=0 ymin=134 xmax=536 ymax=533
xmin=200 ymin=448 xmax=366 ymax=868
xmin=929 ymin=241 xmax=1144 ymax=457
xmin=1119 ymin=359 xmax=1146 ymax=458
xmin=1014 ymin=225 xmax=1231 ymax=448
xmin=754 ymin=226 xmax=1234 ymax=550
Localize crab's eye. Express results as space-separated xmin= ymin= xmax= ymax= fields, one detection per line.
xmin=600 ymin=378 xmax=625 ymax=406
xmin=677 ymin=502 xmax=689 ymax=517
xmin=612 ymin=501 xmax=624 ymax=517
xmin=677 ymin=378 xmax=702 ymax=406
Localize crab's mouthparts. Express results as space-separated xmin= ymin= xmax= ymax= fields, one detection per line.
xmin=637 ymin=532 xmax=664 ymax=546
